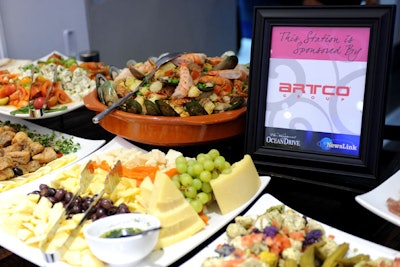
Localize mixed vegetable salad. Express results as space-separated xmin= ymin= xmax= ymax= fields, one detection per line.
xmin=0 ymin=53 xmax=107 ymax=115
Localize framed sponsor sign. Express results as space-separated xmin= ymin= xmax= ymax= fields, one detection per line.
xmin=244 ymin=6 xmax=395 ymax=190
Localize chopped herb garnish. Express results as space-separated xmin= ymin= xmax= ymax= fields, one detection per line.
xmin=0 ymin=120 xmax=80 ymax=155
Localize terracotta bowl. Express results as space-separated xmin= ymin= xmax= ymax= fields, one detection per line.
xmin=83 ymin=90 xmax=246 ymax=146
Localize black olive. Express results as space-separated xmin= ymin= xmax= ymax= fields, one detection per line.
xmin=54 ymin=189 xmax=66 ymax=201
xmin=71 ymin=205 xmax=81 ymax=214
xmin=47 ymin=187 xmax=56 ymax=197
xmin=96 ymin=208 xmax=106 ymax=217
xmin=100 ymin=199 xmax=112 ymax=209
xmin=12 ymin=167 xmax=23 ymax=176
xmin=117 ymin=203 xmax=130 ymax=214
xmin=64 ymin=192 xmax=73 ymax=203
xmin=39 ymin=187 xmax=49 ymax=197
xmin=82 ymin=197 xmax=93 ymax=210
xmin=108 ymin=206 xmax=118 ymax=216
xmin=39 ymin=184 xmax=49 ymax=191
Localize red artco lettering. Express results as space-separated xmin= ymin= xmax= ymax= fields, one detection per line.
xmin=279 ymin=82 xmax=350 ymax=97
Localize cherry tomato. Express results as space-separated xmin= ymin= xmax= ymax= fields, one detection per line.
xmin=33 ymin=97 xmax=46 ymax=109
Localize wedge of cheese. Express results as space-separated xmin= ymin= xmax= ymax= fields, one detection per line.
xmin=210 ymin=154 xmax=260 ymax=214
xmin=147 ymin=171 xmax=205 ymax=248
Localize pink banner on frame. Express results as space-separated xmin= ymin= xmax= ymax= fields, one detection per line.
xmin=270 ymin=26 xmax=370 ymax=62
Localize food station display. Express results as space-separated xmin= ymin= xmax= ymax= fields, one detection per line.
xmin=1 ymin=6 xmax=400 ymax=267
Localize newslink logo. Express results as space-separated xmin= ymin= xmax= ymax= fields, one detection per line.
xmin=318 ymin=137 xmax=357 ymax=151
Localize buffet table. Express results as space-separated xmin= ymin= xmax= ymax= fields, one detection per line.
xmin=0 ymin=106 xmax=399 ymax=267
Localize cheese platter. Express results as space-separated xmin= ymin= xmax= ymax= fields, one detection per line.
xmin=0 ymin=136 xmax=270 ymax=267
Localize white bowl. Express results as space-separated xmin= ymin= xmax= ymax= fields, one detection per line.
xmin=84 ymin=213 xmax=160 ymax=265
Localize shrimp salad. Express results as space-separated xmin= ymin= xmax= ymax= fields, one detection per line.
xmin=201 ymin=205 xmax=400 ymax=267
xmin=107 ymin=52 xmax=249 ymax=117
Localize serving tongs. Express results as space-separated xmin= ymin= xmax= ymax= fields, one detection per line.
xmin=92 ymin=51 xmax=184 ymax=124
xmin=28 ymin=65 xmax=57 ymax=118
xmin=40 ymin=160 xmax=122 ymax=263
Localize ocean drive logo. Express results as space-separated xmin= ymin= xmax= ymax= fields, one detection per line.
xmin=318 ymin=137 xmax=357 ymax=151
xmin=265 ymin=133 xmax=301 ymax=147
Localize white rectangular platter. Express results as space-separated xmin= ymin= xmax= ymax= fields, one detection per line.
xmin=356 ymin=168 xmax=400 ymax=227
xmin=183 ymin=193 xmax=400 ymax=266
xmin=0 ymin=114 xmax=105 ymax=194
xmin=0 ymin=136 xmax=271 ymax=267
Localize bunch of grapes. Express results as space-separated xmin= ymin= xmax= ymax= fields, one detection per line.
xmin=172 ymin=149 xmax=232 ymax=213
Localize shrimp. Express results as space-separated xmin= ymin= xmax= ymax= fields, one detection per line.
xmin=233 ymin=80 xmax=248 ymax=97
xmin=206 ymin=69 xmax=247 ymax=81
xmin=134 ymin=58 xmax=156 ymax=75
xmin=171 ymin=62 xmax=193 ymax=99
xmin=196 ymin=75 xmax=233 ymax=96
xmin=172 ymin=53 xmax=207 ymax=66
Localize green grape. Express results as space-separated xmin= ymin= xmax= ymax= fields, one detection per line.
xmin=208 ymin=149 xmax=220 ymax=160
xmin=179 ymin=173 xmax=193 ymax=187
xmin=203 ymin=159 xmax=215 ymax=172
xmin=211 ymin=170 xmax=219 ymax=179
xmin=196 ymin=192 xmax=210 ymax=204
xmin=184 ymin=186 xmax=197 ymax=198
xmin=175 ymin=155 xmax=187 ymax=165
xmin=224 ymin=161 xmax=231 ymax=169
xmin=187 ymin=165 xmax=195 ymax=177
xmin=187 ymin=159 xmax=197 ymax=166
xmin=214 ymin=155 xmax=226 ymax=171
xmin=206 ymin=192 xmax=213 ymax=202
xmin=196 ymin=153 xmax=208 ymax=164
xmin=172 ymin=180 xmax=181 ymax=189
xmin=176 ymin=162 xmax=188 ymax=174
xmin=172 ymin=174 xmax=180 ymax=183
xmin=202 ymin=182 xmax=212 ymax=193
xmin=192 ymin=162 xmax=204 ymax=177
xmin=192 ymin=178 xmax=203 ymax=191
xmin=222 ymin=167 xmax=232 ymax=174
xmin=199 ymin=170 xmax=212 ymax=183
xmin=190 ymin=199 xmax=203 ymax=213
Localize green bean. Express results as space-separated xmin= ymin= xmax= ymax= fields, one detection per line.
xmin=321 ymin=243 xmax=349 ymax=267
xmin=300 ymin=241 xmax=326 ymax=267
xmin=337 ymin=254 xmax=370 ymax=267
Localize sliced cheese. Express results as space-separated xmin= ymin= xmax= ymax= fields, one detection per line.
xmin=148 ymin=171 xmax=205 ymax=248
xmin=137 ymin=177 xmax=154 ymax=210
xmin=210 ymin=154 xmax=260 ymax=214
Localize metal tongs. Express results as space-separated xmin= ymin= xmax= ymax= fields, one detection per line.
xmin=28 ymin=65 xmax=57 ymax=118
xmin=40 ymin=160 xmax=122 ymax=263
xmin=92 ymin=51 xmax=184 ymax=124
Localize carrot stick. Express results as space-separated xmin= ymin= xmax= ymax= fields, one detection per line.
xmin=122 ymin=165 xmax=159 ymax=180
xmin=91 ymin=160 xmax=111 ymax=171
xmin=164 ymin=167 xmax=178 ymax=178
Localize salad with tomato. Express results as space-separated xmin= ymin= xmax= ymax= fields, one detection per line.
xmin=0 ymin=52 xmax=108 ymax=115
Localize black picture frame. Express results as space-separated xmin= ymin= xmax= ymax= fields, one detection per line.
xmin=244 ymin=6 xmax=396 ymax=191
